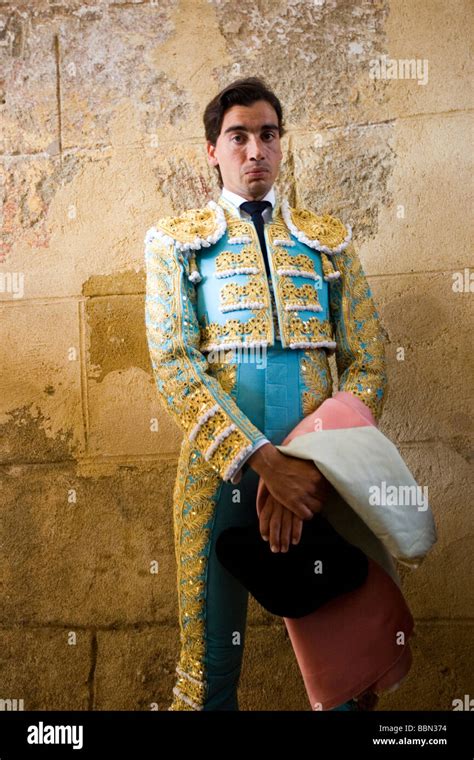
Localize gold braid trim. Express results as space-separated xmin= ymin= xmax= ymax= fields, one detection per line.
xmin=168 ymin=439 xmax=221 ymax=710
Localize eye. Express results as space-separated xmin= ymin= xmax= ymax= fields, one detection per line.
xmin=231 ymin=134 xmax=244 ymax=143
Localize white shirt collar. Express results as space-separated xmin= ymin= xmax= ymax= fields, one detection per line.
xmin=220 ymin=185 xmax=276 ymax=221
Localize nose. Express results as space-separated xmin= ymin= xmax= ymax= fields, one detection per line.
xmin=246 ymin=135 xmax=266 ymax=161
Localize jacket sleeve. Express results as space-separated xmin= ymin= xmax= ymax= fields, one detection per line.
xmin=328 ymin=240 xmax=388 ymax=421
xmin=144 ymin=227 xmax=269 ymax=482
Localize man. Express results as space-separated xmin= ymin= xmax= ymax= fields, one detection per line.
xmin=144 ymin=76 xmax=387 ymax=710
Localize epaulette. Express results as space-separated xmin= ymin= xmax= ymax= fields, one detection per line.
xmin=145 ymin=200 xmax=226 ymax=253
xmin=280 ymin=198 xmax=352 ymax=255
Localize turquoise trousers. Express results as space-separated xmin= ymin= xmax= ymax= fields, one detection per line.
xmin=169 ymin=340 xmax=354 ymax=711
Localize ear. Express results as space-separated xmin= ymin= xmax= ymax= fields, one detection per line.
xmin=206 ymin=140 xmax=218 ymax=167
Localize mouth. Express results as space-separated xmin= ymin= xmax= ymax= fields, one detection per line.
xmin=246 ymin=169 xmax=268 ymax=178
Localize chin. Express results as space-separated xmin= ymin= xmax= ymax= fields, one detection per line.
xmin=246 ymin=177 xmax=271 ymax=190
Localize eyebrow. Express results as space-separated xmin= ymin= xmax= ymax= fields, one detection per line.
xmin=223 ymin=123 xmax=279 ymax=135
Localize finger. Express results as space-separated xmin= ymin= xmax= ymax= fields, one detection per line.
xmin=299 ymin=503 xmax=316 ymax=519
xmin=280 ymin=507 xmax=293 ymax=553
xmin=291 ymin=515 xmax=304 ymax=546
xmin=264 ymin=480 xmax=313 ymax=521
xmin=291 ymin=502 xmax=314 ymax=520
xmin=264 ymin=481 xmax=320 ymax=520
xmin=259 ymin=497 xmax=273 ymax=541
xmin=269 ymin=500 xmax=283 ymax=553
xmin=256 ymin=479 xmax=270 ymax=517
xmin=280 ymin=498 xmax=313 ymax=520
xmin=301 ymin=495 xmax=325 ymax=515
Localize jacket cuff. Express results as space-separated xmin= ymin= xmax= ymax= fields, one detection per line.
xmin=228 ymin=437 xmax=271 ymax=484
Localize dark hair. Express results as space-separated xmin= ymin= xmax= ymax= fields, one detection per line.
xmin=203 ymin=76 xmax=286 ymax=188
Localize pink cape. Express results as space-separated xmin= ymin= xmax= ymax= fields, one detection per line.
xmin=256 ymin=391 xmax=414 ymax=710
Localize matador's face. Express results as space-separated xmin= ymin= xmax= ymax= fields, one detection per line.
xmin=206 ymin=100 xmax=283 ymax=201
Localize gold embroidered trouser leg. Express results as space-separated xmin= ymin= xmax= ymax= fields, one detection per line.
xmin=168 ymin=439 xmax=260 ymax=710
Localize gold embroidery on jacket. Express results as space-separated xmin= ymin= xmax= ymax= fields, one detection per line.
xmin=272 ymin=249 xmax=320 ymax=280
xmin=225 ymin=218 xmax=255 ymax=238
xmin=329 ymin=241 xmax=387 ymax=419
xmin=199 ymin=311 xmax=273 ymax=351
xmin=193 ymin=408 xmax=239 ymax=452
xmin=266 ymin=219 xmax=293 ymax=245
xmin=289 ymin=208 xmax=349 ymax=249
xmin=299 ymin=350 xmax=334 ymax=415
xmin=214 ymin=247 xmax=261 ymax=278
xmin=320 ymin=251 xmax=341 ymax=279
xmin=207 ymin=352 xmax=238 ymax=396
xmin=156 ymin=206 xmax=219 ymax=246
xmin=278 ymin=278 xmax=323 ymax=312
xmin=219 ymin=274 xmax=269 ymax=312
xmin=281 ymin=314 xmax=335 ymax=348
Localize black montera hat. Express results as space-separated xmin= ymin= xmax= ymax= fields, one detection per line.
xmin=215 ymin=513 xmax=369 ymax=618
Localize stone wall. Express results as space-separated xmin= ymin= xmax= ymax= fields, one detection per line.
xmin=0 ymin=0 xmax=472 ymax=710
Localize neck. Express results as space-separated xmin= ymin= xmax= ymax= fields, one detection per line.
xmin=222 ymin=187 xmax=271 ymax=201
xmin=218 ymin=185 xmax=281 ymax=221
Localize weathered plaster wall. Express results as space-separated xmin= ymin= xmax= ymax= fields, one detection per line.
xmin=0 ymin=0 xmax=472 ymax=711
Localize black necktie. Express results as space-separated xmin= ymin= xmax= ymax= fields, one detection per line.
xmin=239 ymin=200 xmax=272 ymax=276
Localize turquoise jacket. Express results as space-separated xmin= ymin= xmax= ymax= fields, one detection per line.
xmin=144 ymin=191 xmax=387 ymax=483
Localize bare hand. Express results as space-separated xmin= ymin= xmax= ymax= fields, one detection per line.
xmin=259 ymin=493 xmax=304 ymax=553
xmin=250 ymin=443 xmax=334 ymax=520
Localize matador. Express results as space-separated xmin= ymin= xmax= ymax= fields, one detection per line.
xmin=144 ymin=77 xmax=387 ymax=711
